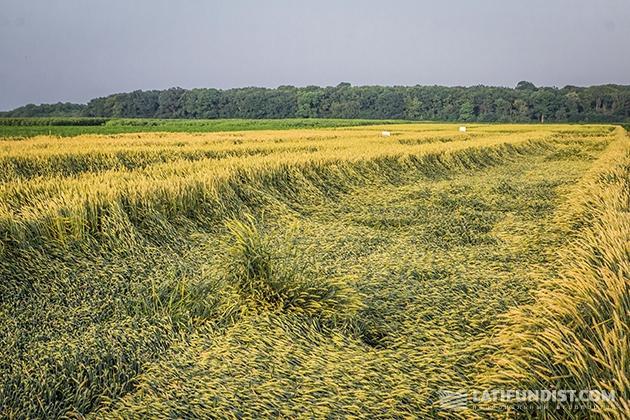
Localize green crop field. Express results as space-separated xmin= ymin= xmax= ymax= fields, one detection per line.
xmin=0 ymin=117 xmax=411 ymax=138
xmin=0 ymin=123 xmax=628 ymax=418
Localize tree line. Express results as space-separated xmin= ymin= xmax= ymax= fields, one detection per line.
xmin=3 ymin=82 xmax=629 ymax=122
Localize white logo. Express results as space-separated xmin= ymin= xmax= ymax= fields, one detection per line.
xmin=437 ymin=389 xmax=616 ymax=411
xmin=438 ymin=390 xmax=468 ymax=410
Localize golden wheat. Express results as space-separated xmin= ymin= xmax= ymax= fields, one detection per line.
xmin=0 ymin=123 xmax=625 ymax=418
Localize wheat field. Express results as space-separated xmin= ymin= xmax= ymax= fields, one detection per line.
xmin=0 ymin=123 xmax=628 ymax=418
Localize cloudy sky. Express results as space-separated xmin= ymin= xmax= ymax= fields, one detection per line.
xmin=1 ymin=0 xmax=629 ymax=110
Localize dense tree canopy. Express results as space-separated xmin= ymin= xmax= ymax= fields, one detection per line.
xmin=1 ymin=102 xmax=86 ymax=118
xmin=3 ymin=83 xmax=629 ymax=122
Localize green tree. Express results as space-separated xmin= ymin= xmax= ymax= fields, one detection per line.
xmin=459 ymin=101 xmax=474 ymax=121
xmin=516 ymin=81 xmax=537 ymax=91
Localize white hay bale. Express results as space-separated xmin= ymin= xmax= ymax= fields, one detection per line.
xmin=459 ymin=126 xmax=467 ymax=132
xmin=381 ymin=131 xmax=391 ymax=137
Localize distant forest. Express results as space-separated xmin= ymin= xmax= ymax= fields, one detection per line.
xmin=3 ymin=82 xmax=629 ymax=122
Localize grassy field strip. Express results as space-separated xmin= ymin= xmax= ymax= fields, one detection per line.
xmin=0 ymin=125 xmax=611 ymax=184
xmin=0 ymin=126 xmax=476 ymax=181
xmin=0 ymin=125 xmax=611 ymax=251
xmin=0 ymin=118 xmax=413 ymax=138
xmin=0 ymin=124 xmax=625 ymax=418
xmin=473 ymin=136 xmax=630 ymax=418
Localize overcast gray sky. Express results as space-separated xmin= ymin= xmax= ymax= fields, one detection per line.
xmin=1 ymin=0 xmax=629 ymax=110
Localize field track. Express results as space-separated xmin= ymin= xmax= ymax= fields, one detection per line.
xmin=1 ymin=124 xmax=628 ymax=418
